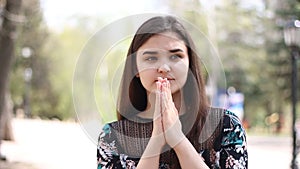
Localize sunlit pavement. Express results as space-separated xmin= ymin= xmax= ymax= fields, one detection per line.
xmin=2 ymin=118 xmax=96 ymax=169
xmin=248 ymin=135 xmax=297 ymax=169
xmin=2 ymin=118 xmax=300 ymax=169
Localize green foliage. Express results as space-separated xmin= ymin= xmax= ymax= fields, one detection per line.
xmin=11 ymin=0 xmax=58 ymax=119
xmin=262 ymin=0 xmax=300 ymax=118
xmin=167 ymin=0 xmax=299 ymax=130
xmin=214 ymin=1 xmax=269 ymax=113
xmin=9 ymin=0 xmax=299 ymax=127
xmin=43 ymin=19 xmax=102 ymax=120
xmin=94 ymin=37 xmax=131 ymax=123
xmin=10 ymin=1 xmax=102 ymax=120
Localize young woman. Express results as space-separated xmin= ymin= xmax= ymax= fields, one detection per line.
xmin=97 ymin=15 xmax=248 ymax=169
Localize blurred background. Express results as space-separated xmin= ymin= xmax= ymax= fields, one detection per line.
xmin=0 ymin=0 xmax=300 ymax=168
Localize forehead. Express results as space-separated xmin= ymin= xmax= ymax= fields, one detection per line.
xmin=138 ymin=32 xmax=187 ymax=52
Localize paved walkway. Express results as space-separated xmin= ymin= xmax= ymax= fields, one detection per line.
xmin=1 ymin=118 xmax=95 ymax=169
xmin=247 ymin=135 xmax=294 ymax=169
xmin=0 ymin=160 xmax=38 ymax=169
xmin=1 ymin=118 xmax=299 ymax=169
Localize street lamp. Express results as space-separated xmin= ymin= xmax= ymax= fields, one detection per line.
xmin=22 ymin=47 xmax=33 ymax=118
xmin=283 ymin=19 xmax=300 ymax=169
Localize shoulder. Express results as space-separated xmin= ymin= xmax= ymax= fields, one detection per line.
xmin=222 ymin=109 xmax=245 ymax=134
xmin=207 ymin=107 xmax=244 ymax=129
xmin=220 ymin=109 xmax=247 ymax=146
xmin=206 ymin=107 xmax=247 ymax=145
xmin=202 ymin=108 xmax=248 ymax=168
xmin=223 ymin=109 xmax=243 ymax=125
xmin=98 ymin=121 xmax=123 ymax=141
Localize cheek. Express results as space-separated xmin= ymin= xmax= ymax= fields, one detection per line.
xmin=170 ymin=62 xmax=189 ymax=93
xmin=138 ymin=70 xmax=156 ymax=92
xmin=174 ymin=61 xmax=189 ymax=81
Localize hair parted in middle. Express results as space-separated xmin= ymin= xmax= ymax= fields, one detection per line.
xmin=116 ymin=15 xmax=209 ymax=135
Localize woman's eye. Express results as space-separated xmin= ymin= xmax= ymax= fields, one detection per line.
xmin=145 ymin=56 xmax=157 ymax=61
xmin=170 ymin=54 xmax=181 ymax=60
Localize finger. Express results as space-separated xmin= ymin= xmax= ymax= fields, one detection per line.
xmin=157 ymin=77 xmax=163 ymax=83
xmin=154 ymin=81 xmax=161 ymax=121
xmin=161 ymin=93 xmax=167 ymax=115
xmin=161 ymin=82 xmax=170 ymax=117
xmin=163 ymin=77 xmax=167 ymax=83
xmin=162 ymin=80 xmax=172 ymax=107
xmin=163 ymin=80 xmax=178 ymax=117
xmin=166 ymin=80 xmax=172 ymax=101
xmin=161 ymin=81 xmax=167 ymax=104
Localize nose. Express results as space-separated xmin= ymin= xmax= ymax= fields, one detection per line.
xmin=158 ymin=63 xmax=171 ymax=73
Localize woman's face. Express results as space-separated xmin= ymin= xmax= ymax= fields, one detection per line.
xmin=136 ymin=32 xmax=189 ymax=94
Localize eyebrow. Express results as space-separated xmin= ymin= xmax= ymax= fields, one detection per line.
xmin=142 ymin=51 xmax=158 ymax=55
xmin=169 ymin=49 xmax=184 ymax=53
xmin=142 ymin=48 xmax=184 ymax=55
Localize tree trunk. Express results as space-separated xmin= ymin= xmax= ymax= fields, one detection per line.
xmin=0 ymin=92 xmax=14 ymax=141
xmin=0 ymin=0 xmax=23 ymax=141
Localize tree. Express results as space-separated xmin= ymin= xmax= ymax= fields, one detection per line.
xmin=263 ymin=0 xmax=300 ymax=132
xmin=0 ymin=0 xmax=23 ymax=156
xmin=11 ymin=0 xmax=52 ymax=119
xmin=213 ymin=0 xmax=269 ymax=124
xmin=10 ymin=0 xmax=66 ymax=120
xmin=157 ymin=0 xmax=299 ymax=132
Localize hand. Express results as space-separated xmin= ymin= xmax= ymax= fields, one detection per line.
xmin=159 ymin=77 xmax=185 ymax=148
xmin=149 ymin=78 xmax=166 ymax=149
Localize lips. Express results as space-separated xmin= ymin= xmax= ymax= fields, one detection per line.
xmin=166 ymin=78 xmax=175 ymax=82
xmin=155 ymin=77 xmax=175 ymax=82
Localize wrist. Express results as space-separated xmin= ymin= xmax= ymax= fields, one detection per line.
xmin=141 ymin=134 xmax=165 ymax=158
xmin=167 ymin=131 xmax=186 ymax=148
xmin=164 ymin=119 xmax=185 ymax=148
xmin=172 ymin=137 xmax=189 ymax=152
xmin=149 ymin=133 xmax=165 ymax=149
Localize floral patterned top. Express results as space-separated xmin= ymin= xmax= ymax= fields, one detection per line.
xmin=97 ymin=108 xmax=248 ymax=169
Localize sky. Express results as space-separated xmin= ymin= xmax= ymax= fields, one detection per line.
xmin=40 ymin=0 xmax=167 ymax=30
xmin=40 ymin=0 xmax=264 ymax=31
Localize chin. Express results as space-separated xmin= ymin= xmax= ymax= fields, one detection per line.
xmin=171 ymin=87 xmax=182 ymax=95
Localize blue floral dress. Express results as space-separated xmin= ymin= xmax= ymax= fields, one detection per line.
xmin=97 ymin=108 xmax=248 ymax=169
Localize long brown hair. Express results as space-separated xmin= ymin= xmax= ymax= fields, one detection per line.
xmin=116 ymin=15 xmax=209 ymax=134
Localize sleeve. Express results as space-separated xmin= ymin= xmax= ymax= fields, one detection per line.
xmin=97 ymin=124 xmax=118 ymax=168
xmin=97 ymin=123 xmax=138 ymax=169
xmin=219 ymin=110 xmax=248 ymax=169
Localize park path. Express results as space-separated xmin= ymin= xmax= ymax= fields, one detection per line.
xmin=1 ymin=118 xmax=96 ymax=169
xmin=1 ymin=118 xmax=299 ymax=169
